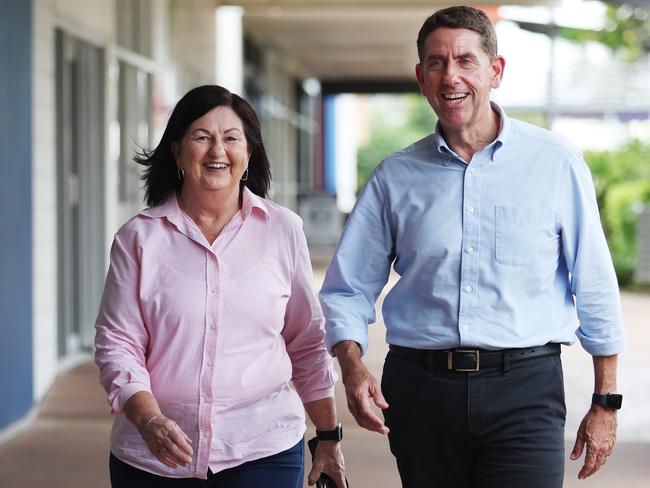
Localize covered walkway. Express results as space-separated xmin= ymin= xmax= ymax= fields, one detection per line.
xmin=1 ymin=271 xmax=648 ymax=487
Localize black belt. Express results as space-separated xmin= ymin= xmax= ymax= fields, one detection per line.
xmin=388 ymin=343 xmax=560 ymax=372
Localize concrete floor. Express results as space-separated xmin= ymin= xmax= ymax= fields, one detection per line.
xmin=1 ymin=271 xmax=648 ymax=487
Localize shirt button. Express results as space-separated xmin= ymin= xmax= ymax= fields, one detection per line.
xmin=468 ymin=206 xmax=475 ymax=214
xmin=466 ymin=247 xmax=474 ymax=254
xmin=210 ymin=323 xmax=216 ymax=330
xmin=206 ymin=360 xmax=213 ymax=367
xmin=463 ymin=286 xmax=473 ymax=293
xmin=470 ymin=168 xmax=477 ymax=174
xmin=211 ymin=287 xmax=218 ymax=294
xmin=463 ymin=324 xmax=470 ymax=331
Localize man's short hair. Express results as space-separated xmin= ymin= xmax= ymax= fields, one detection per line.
xmin=417 ymin=5 xmax=498 ymax=61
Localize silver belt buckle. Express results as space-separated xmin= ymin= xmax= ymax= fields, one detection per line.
xmin=448 ymin=349 xmax=480 ymax=372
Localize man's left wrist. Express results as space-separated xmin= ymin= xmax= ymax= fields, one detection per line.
xmin=316 ymin=423 xmax=343 ymax=442
xmin=592 ymin=393 xmax=623 ymax=410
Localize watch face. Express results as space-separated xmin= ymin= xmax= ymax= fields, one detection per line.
xmin=593 ymin=393 xmax=623 ymax=410
xmin=607 ymin=394 xmax=623 ymax=409
xmin=316 ymin=424 xmax=343 ymax=441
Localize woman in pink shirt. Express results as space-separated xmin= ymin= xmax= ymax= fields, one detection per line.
xmin=95 ymin=85 xmax=346 ymax=487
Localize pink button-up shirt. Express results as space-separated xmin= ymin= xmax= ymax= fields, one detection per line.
xmin=95 ymin=188 xmax=336 ymax=479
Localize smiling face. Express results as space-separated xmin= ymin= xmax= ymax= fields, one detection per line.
xmin=416 ymin=27 xmax=504 ymax=137
xmin=173 ymin=105 xmax=251 ymax=202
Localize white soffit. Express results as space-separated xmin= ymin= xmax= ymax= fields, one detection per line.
xmin=225 ymin=0 xmax=557 ymax=79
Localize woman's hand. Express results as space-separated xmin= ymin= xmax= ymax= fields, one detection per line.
xmin=307 ymin=440 xmax=346 ymax=487
xmin=123 ymin=391 xmax=193 ymax=469
xmin=139 ymin=415 xmax=194 ymax=469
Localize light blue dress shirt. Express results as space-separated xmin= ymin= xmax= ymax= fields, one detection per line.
xmin=320 ymin=104 xmax=626 ymax=357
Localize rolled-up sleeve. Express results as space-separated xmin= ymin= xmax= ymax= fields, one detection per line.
xmin=319 ymin=164 xmax=395 ymax=355
xmin=560 ymin=153 xmax=627 ymax=356
xmin=282 ymin=220 xmax=336 ymax=404
xmin=95 ymin=233 xmax=152 ymax=415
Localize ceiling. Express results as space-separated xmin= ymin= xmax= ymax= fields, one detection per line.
xmin=225 ymin=0 xmax=557 ymax=81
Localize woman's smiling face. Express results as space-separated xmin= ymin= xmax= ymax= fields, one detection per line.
xmin=173 ymin=105 xmax=251 ymax=198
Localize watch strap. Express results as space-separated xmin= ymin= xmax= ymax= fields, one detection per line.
xmin=316 ymin=423 xmax=343 ymax=441
xmin=592 ymin=393 xmax=623 ymax=410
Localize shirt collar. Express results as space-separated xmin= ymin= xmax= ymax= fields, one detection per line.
xmin=490 ymin=101 xmax=511 ymax=157
xmin=434 ymin=101 xmax=511 ymax=163
xmin=140 ymin=186 xmax=270 ymax=221
xmin=240 ymin=186 xmax=270 ymax=220
xmin=140 ymin=193 xmax=182 ymax=219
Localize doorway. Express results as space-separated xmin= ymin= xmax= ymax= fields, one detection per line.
xmin=55 ymin=30 xmax=105 ymax=358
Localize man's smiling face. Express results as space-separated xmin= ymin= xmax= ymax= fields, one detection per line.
xmin=416 ymin=27 xmax=504 ymax=135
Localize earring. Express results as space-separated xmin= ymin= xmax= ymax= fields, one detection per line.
xmin=241 ymin=168 xmax=249 ymax=181
xmin=177 ymin=167 xmax=184 ymax=180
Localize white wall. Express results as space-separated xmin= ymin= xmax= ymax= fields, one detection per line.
xmin=32 ymin=1 xmax=59 ymax=400
xmin=31 ymin=0 xmax=114 ymax=400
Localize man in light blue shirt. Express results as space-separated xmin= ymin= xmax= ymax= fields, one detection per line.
xmin=320 ymin=6 xmax=626 ymax=487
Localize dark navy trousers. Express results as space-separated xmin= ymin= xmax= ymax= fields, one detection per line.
xmin=382 ymin=350 xmax=566 ymax=488
xmin=109 ymin=439 xmax=304 ymax=488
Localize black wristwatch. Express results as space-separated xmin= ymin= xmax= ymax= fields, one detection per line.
xmin=592 ymin=393 xmax=623 ymax=410
xmin=316 ymin=423 xmax=343 ymax=442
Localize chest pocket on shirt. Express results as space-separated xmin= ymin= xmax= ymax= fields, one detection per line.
xmin=495 ymin=205 xmax=557 ymax=267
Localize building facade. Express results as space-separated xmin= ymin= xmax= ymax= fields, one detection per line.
xmin=0 ymin=0 xmax=321 ymax=440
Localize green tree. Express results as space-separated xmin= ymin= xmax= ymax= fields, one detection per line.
xmin=357 ymin=95 xmax=435 ymax=190
xmin=558 ymin=2 xmax=650 ymax=61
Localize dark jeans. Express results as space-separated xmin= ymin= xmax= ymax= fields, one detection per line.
xmin=382 ymin=349 xmax=566 ymax=488
xmin=109 ymin=439 xmax=304 ymax=488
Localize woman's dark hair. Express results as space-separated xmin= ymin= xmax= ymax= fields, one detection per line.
xmin=417 ymin=6 xmax=497 ymax=62
xmin=136 ymin=85 xmax=271 ymax=206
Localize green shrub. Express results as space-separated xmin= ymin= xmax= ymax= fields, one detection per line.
xmin=585 ymin=140 xmax=650 ymax=285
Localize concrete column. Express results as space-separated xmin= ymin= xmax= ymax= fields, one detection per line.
xmin=215 ymin=5 xmax=244 ymax=95
xmin=333 ymin=94 xmax=359 ymax=214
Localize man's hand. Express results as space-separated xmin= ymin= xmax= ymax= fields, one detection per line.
xmin=570 ymin=405 xmax=617 ymax=479
xmin=571 ymin=354 xmax=620 ymax=479
xmin=307 ymin=440 xmax=346 ymax=487
xmin=333 ymin=341 xmax=389 ymax=435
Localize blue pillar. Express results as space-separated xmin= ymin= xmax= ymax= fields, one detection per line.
xmin=323 ymin=94 xmax=337 ymax=194
xmin=0 ymin=0 xmax=33 ymax=430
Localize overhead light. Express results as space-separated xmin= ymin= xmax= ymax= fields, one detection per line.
xmin=303 ymin=78 xmax=321 ymax=97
